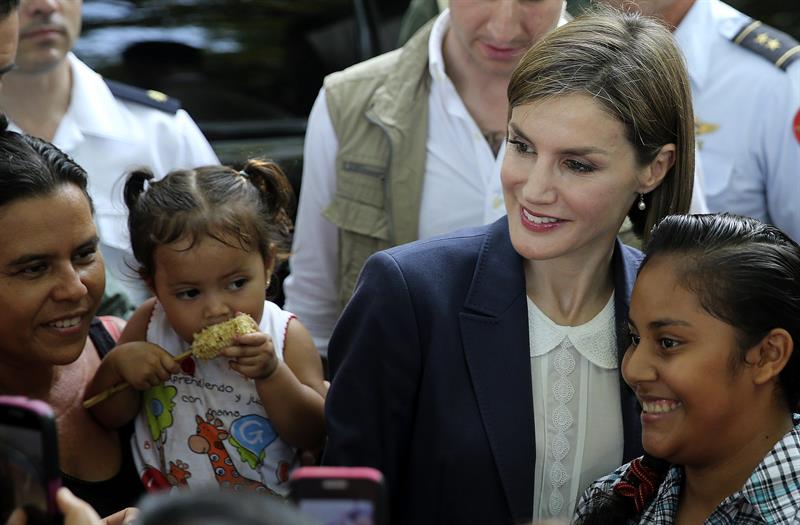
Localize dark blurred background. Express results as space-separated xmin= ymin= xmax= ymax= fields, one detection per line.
xmin=75 ymin=0 xmax=800 ymax=186
xmin=76 ymin=0 xmax=799 ymax=159
xmin=74 ymin=0 xmax=799 ymax=307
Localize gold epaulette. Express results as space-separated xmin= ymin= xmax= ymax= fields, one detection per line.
xmin=732 ymin=20 xmax=800 ymax=71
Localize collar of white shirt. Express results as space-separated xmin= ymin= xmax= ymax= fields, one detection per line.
xmin=674 ymin=0 xmax=747 ymax=91
xmin=427 ymin=9 xmax=450 ymax=86
xmin=64 ymin=52 xmax=135 ymax=144
xmin=673 ymin=0 xmax=713 ymax=90
xmin=527 ymin=295 xmax=618 ymax=369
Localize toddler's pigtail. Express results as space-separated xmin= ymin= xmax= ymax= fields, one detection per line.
xmin=124 ymin=169 xmax=155 ymax=211
xmin=240 ymin=159 xmax=295 ymax=247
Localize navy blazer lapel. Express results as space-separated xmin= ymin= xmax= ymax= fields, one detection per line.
xmin=459 ymin=218 xmax=535 ymax=521
xmin=612 ymin=240 xmax=645 ymax=461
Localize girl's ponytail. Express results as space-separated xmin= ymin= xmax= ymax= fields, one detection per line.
xmin=124 ymin=168 xmax=156 ymax=211
xmin=240 ymin=159 xmax=295 ymax=246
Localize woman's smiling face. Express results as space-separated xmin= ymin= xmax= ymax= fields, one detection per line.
xmin=623 ymin=255 xmax=763 ymax=467
xmin=501 ymin=93 xmax=670 ymax=264
xmin=0 ymin=184 xmax=104 ymax=368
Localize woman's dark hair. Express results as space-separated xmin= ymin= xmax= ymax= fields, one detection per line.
xmin=0 ymin=0 xmax=18 ymax=17
xmin=0 ymin=114 xmax=92 ymax=210
xmin=578 ymin=213 xmax=800 ymax=524
xmin=123 ymin=158 xmax=295 ymax=286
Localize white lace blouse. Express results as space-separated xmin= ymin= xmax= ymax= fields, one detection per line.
xmin=527 ymin=294 xmax=624 ymax=521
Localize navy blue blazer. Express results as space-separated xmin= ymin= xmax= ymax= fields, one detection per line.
xmin=324 ymin=217 xmax=644 ymax=525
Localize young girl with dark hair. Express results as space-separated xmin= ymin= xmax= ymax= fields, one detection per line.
xmin=86 ymin=161 xmax=326 ymax=496
xmin=575 ymin=213 xmax=800 ymax=524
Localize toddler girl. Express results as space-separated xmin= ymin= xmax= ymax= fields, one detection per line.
xmin=87 ymin=161 xmax=326 ymax=496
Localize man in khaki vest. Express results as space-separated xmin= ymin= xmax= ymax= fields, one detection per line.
xmin=285 ymin=0 xmax=567 ymax=357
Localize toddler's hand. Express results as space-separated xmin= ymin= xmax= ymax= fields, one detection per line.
xmin=220 ymin=331 xmax=279 ymax=381
xmin=111 ymin=341 xmax=181 ymax=390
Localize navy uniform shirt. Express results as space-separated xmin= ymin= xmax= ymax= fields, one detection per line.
xmin=674 ymin=0 xmax=800 ymax=241
xmin=10 ymin=54 xmax=219 ymax=303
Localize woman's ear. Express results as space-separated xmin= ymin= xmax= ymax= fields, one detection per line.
xmin=639 ymin=143 xmax=677 ymax=194
xmin=746 ymin=328 xmax=794 ymax=386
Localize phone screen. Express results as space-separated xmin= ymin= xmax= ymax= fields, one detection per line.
xmin=297 ymin=499 xmax=375 ymax=525
xmin=0 ymin=423 xmax=49 ymax=522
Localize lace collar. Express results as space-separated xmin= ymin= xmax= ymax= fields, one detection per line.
xmin=526 ymin=294 xmax=618 ymax=369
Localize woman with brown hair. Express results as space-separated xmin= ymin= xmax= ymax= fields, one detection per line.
xmin=324 ymin=7 xmax=695 ymax=525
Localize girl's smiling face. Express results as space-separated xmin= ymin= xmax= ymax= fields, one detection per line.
xmin=501 ymin=93 xmax=674 ymax=265
xmin=623 ymin=255 xmax=764 ymax=467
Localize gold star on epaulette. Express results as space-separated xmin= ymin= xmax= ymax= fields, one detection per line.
xmin=767 ymin=38 xmax=781 ymax=51
xmin=147 ymin=90 xmax=168 ymax=103
xmin=755 ymin=32 xmax=769 ymax=45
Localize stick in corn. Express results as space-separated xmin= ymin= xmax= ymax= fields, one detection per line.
xmin=84 ymin=313 xmax=259 ymax=409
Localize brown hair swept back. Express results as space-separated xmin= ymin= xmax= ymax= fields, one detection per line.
xmin=123 ymin=159 xmax=295 ymax=283
xmin=507 ymin=5 xmax=694 ymax=240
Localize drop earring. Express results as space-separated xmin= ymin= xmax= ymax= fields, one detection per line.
xmin=637 ymin=193 xmax=646 ymax=211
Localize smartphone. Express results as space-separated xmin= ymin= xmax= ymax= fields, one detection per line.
xmin=289 ymin=466 xmax=387 ymax=525
xmin=0 ymin=396 xmax=61 ymax=525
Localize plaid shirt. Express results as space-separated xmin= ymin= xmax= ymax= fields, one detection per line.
xmin=574 ymin=423 xmax=800 ymax=524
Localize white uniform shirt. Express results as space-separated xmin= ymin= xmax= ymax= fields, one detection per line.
xmin=9 ymin=54 xmax=219 ymax=303
xmin=675 ymin=0 xmax=800 ymax=240
xmin=284 ymin=10 xmax=506 ymax=355
xmin=527 ymin=295 xmax=623 ymax=521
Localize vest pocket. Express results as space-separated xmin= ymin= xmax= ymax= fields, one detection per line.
xmin=336 ymin=161 xmax=388 ymax=208
xmin=323 ymin=197 xmax=391 ymax=305
xmin=323 ymin=197 xmax=390 ymax=240
xmin=325 ymin=158 xmax=393 ymax=304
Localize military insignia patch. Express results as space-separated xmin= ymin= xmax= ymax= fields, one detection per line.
xmin=695 ymin=119 xmax=720 ymax=136
xmin=733 ymin=20 xmax=800 ymax=71
xmin=147 ymin=89 xmax=169 ymax=103
xmin=794 ymin=109 xmax=800 ymax=145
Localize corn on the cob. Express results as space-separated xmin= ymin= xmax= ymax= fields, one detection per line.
xmin=83 ymin=313 xmax=260 ymax=410
xmin=189 ymin=313 xmax=259 ymax=359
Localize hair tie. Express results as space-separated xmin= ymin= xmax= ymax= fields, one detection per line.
xmin=612 ymin=457 xmax=664 ymax=514
xmin=238 ymin=170 xmax=249 ymax=179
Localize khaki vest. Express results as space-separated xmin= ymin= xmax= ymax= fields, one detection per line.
xmin=323 ymin=21 xmax=434 ymax=307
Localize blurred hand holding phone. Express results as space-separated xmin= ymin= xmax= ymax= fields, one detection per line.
xmin=0 ymin=396 xmax=62 ymax=525
xmin=289 ymin=467 xmax=387 ymax=525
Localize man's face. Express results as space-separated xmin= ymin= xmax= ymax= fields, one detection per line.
xmin=0 ymin=9 xmax=19 ymax=88
xmin=15 ymin=0 xmax=81 ymax=74
xmin=448 ymin=0 xmax=563 ymax=78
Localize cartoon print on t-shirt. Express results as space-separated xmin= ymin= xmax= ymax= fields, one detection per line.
xmin=228 ymin=414 xmax=279 ymax=469
xmin=188 ymin=411 xmax=277 ymax=494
